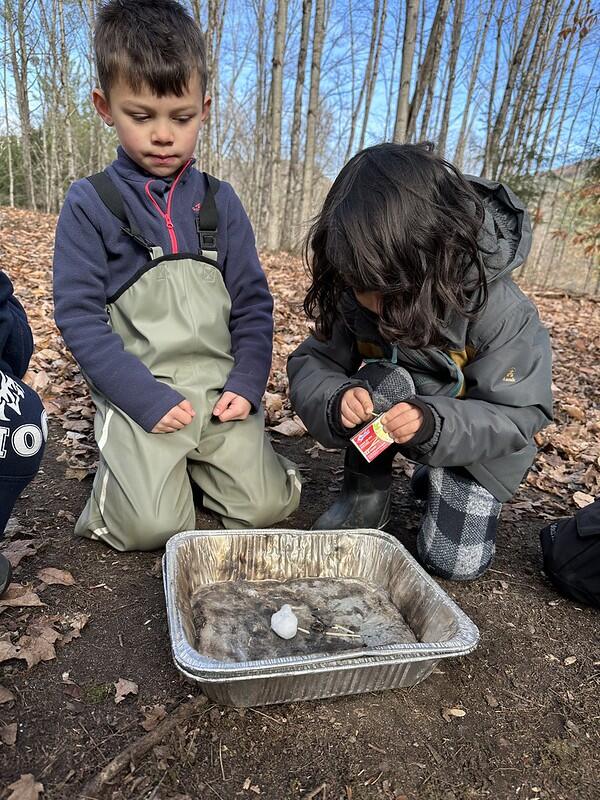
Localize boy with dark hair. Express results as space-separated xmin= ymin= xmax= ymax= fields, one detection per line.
xmin=53 ymin=0 xmax=300 ymax=551
xmin=0 ymin=270 xmax=47 ymax=593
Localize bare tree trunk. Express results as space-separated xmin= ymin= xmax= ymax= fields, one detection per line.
xmin=531 ymin=5 xmax=593 ymax=273
xmin=358 ymin=0 xmax=388 ymax=151
xmin=482 ymin=0 xmax=509 ymax=177
xmin=498 ymin=0 xmax=559 ymax=177
xmin=281 ymin=0 xmax=312 ymax=251
xmin=429 ymin=55 xmax=448 ymax=142
xmin=345 ymin=0 xmax=380 ymax=161
xmin=41 ymin=118 xmax=50 ymax=213
xmin=483 ymin=0 xmax=542 ymax=179
xmin=266 ymin=0 xmax=289 ymax=251
xmin=454 ymin=0 xmax=494 ymax=168
xmin=393 ymin=0 xmax=419 ymax=142
xmin=2 ymin=11 xmax=14 ymax=206
xmin=300 ymin=0 xmax=326 ymax=226
xmin=384 ymin=4 xmax=403 ymax=139
xmin=195 ymin=0 xmax=227 ymax=176
xmin=406 ymin=0 xmax=450 ymax=141
xmin=58 ymin=0 xmax=76 ymax=186
xmin=344 ymin=0 xmax=357 ymax=158
xmin=542 ymin=65 xmax=599 ymax=278
xmin=436 ymin=0 xmax=464 ymax=157
xmin=4 ymin=0 xmax=37 ymax=209
xmin=521 ymin=0 xmax=575 ymax=180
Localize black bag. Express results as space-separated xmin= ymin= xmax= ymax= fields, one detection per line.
xmin=540 ymin=498 xmax=600 ymax=608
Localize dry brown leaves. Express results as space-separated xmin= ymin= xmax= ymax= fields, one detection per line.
xmin=524 ymin=289 xmax=600 ymax=513
xmin=5 ymin=774 xmax=44 ymax=800
xmin=140 ymin=703 xmax=167 ymax=730
xmin=1 ymin=207 xmax=599 ymax=513
xmin=114 ymin=677 xmax=139 ymax=703
xmin=0 ymin=612 xmax=89 ymax=669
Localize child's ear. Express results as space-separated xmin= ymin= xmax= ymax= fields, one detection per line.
xmin=92 ymin=88 xmax=114 ymax=127
xmin=201 ymin=94 xmax=211 ymax=124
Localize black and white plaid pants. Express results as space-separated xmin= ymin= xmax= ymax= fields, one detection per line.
xmin=413 ymin=466 xmax=501 ymax=581
xmin=348 ymin=362 xmax=502 ymax=580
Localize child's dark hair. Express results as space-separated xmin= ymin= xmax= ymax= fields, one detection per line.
xmin=95 ymin=0 xmax=207 ymax=98
xmin=304 ymin=142 xmax=488 ymax=348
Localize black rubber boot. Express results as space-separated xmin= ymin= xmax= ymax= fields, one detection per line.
xmin=410 ymin=464 xmax=429 ymax=501
xmin=312 ymin=446 xmax=395 ymax=530
xmin=0 ymin=554 xmax=12 ymax=597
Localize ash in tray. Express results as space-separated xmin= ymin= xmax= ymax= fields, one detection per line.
xmin=191 ymin=577 xmax=417 ymax=663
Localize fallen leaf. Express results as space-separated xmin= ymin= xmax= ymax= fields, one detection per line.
xmin=6 ymin=773 xmax=44 ymax=800
xmin=36 ymin=567 xmax=76 ymax=586
xmin=270 ymin=415 xmax=306 ymax=437
xmin=573 ymin=491 xmax=595 ymax=508
xmin=0 ymin=584 xmax=45 ymax=608
xmin=28 ymin=370 xmax=50 ymax=395
xmin=0 ymin=685 xmax=15 ymax=704
xmin=141 ymin=704 xmax=167 ymax=731
xmin=0 ymin=641 xmax=19 ymax=663
xmin=441 ymin=706 xmax=466 ymax=722
xmin=563 ymin=404 xmax=586 ymax=422
xmin=3 ymin=517 xmax=22 ymax=538
xmin=16 ymin=625 xmax=62 ymax=669
xmin=1 ymin=722 xmax=18 ymax=745
xmin=1 ymin=539 xmax=39 ymax=568
xmin=114 ymin=678 xmax=138 ymax=704
xmin=264 ymin=391 xmax=283 ymax=415
xmin=59 ymin=612 xmax=90 ymax=645
xmin=64 ymin=467 xmax=90 ymax=481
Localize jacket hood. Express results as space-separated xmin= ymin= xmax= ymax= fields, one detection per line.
xmin=467 ymin=175 xmax=532 ymax=284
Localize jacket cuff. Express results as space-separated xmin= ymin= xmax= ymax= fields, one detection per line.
xmin=404 ymin=397 xmax=436 ymax=446
xmin=326 ymin=380 xmax=371 ymax=439
xmin=400 ymin=399 xmax=442 ymax=455
xmin=138 ymin=388 xmax=186 ymax=433
xmin=222 ymin=376 xmax=263 ymax=414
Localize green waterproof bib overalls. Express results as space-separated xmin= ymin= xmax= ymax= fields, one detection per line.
xmin=75 ymin=172 xmax=301 ymax=551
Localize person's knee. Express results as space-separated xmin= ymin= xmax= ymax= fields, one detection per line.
xmin=0 ymin=385 xmax=47 ymax=477
xmin=236 ymin=493 xmax=299 ymax=528
xmin=228 ymin=469 xmax=301 ymax=529
xmin=111 ymin=508 xmax=192 ymax=551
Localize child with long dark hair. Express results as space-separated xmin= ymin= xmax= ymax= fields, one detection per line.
xmin=287 ymin=142 xmax=553 ymax=581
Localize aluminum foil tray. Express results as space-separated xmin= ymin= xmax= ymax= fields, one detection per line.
xmin=163 ymin=528 xmax=479 ymax=707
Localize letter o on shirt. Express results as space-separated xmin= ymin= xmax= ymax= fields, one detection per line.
xmin=12 ymin=424 xmax=44 ymax=457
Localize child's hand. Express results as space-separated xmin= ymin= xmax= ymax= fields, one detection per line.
xmin=213 ymin=391 xmax=251 ymax=422
xmin=152 ymin=400 xmax=195 ymax=433
xmin=381 ymin=402 xmax=423 ymax=444
xmin=340 ymin=387 xmax=374 ymax=428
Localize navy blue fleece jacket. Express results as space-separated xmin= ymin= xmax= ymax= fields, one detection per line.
xmin=0 ymin=270 xmax=34 ymax=379
xmin=53 ymin=148 xmax=274 ymax=432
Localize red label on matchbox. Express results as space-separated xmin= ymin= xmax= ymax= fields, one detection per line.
xmin=351 ymin=415 xmax=394 ymax=462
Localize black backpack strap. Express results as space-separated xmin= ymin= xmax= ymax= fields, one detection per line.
xmin=195 ymin=173 xmax=220 ymax=258
xmin=86 ymin=172 xmax=155 ymax=251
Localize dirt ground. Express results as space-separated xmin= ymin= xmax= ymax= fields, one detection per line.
xmin=1 ymin=208 xmax=599 ymax=798
xmin=1 ymin=425 xmax=599 ymax=800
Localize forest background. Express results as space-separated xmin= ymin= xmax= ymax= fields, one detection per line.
xmin=0 ymin=0 xmax=599 ymax=291
xmin=1 ymin=4 xmax=600 ymax=795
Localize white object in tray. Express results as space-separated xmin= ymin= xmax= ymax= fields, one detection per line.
xmin=270 ymin=604 xmax=298 ymax=639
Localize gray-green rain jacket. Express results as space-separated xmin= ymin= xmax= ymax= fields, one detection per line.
xmin=287 ymin=177 xmax=553 ymax=502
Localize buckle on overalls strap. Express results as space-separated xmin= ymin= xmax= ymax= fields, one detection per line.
xmin=195 ymin=220 xmax=217 ymax=252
